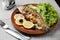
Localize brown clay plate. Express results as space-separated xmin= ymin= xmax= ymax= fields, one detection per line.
xmin=11 ymin=4 xmax=57 ymax=35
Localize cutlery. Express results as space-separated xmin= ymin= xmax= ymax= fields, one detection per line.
xmin=0 ymin=20 xmax=30 ymax=40
xmin=2 ymin=0 xmax=15 ymax=10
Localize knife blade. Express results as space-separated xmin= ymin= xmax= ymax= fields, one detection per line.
xmin=0 ymin=20 xmax=30 ymax=40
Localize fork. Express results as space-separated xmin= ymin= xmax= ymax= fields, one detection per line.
xmin=0 ymin=20 xmax=30 ymax=40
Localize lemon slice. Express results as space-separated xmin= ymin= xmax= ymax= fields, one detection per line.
xmin=23 ymin=21 xmax=34 ymax=29
xmin=14 ymin=14 xmax=24 ymax=19
xmin=15 ymin=18 xmax=26 ymax=25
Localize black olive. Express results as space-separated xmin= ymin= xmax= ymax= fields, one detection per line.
xmin=19 ymin=19 xmax=23 ymax=23
xmin=31 ymin=25 xmax=36 ymax=30
xmin=16 ymin=9 xmax=20 ymax=14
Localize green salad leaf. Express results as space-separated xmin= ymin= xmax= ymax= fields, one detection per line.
xmin=29 ymin=3 xmax=58 ymax=27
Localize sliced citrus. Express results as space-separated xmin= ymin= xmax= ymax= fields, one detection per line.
xmin=14 ymin=14 xmax=24 ymax=19
xmin=23 ymin=21 xmax=34 ymax=29
xmin=15 ymin=18 xmax=26 ymax=25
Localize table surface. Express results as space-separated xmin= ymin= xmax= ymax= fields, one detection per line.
xmin=0 ymin=0 xmax=60 ymax=40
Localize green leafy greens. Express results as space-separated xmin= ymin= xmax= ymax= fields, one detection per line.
xmin=29 ymin=3 xmax=58 ymax=27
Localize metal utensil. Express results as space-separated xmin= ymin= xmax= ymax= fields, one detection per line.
xmin=0 ymin=20 xmax=30 ymax=40
xmin=2 ymin=0 xmax=15 ymax=10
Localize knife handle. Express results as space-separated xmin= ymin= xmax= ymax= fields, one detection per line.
xmin=4 ymin=28 xmax=30 ymax=40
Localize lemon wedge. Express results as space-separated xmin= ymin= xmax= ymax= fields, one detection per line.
xmin=23 ymin=21 xmax=34 ymax=29
xmin=14 ymin=14 xmax=24 ymax=19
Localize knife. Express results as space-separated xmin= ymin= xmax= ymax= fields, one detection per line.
xmin=0 ymin=20 xmax=30 ymax=40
